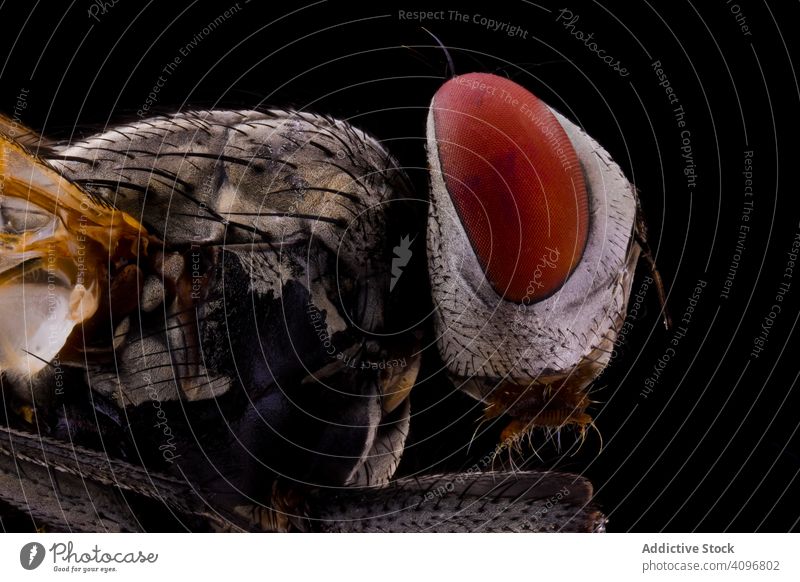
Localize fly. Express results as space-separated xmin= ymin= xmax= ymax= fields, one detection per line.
xmin=0 ymin=73 xmax=666 ymax=532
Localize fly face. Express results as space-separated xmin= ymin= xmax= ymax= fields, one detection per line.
xmin=426 ymin=73 xmax=641 ymax=441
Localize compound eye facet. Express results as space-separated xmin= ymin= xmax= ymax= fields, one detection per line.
xmin=430 ymin=72 xmax=589 ymax=303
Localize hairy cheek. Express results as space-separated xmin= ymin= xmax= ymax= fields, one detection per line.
xmin=430 ymin=73 xmax=589 ymax=303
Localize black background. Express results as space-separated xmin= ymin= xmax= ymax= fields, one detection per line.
xmin=1 ymin=0 xmax=798 ymax=532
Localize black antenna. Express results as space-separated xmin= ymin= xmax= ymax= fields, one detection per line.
xmin=421 ymin=27 xmax=456 ymax=78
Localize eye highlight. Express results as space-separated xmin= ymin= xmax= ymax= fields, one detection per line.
xmin=430 ymin=72 xmax=589 ymax=303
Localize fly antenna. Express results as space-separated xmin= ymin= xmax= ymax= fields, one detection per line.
xmin=421 ymin=27 xmax=456 ymax=78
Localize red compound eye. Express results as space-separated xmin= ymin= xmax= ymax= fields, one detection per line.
xmin=430 ymin=73 xmax=589 ymax=303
